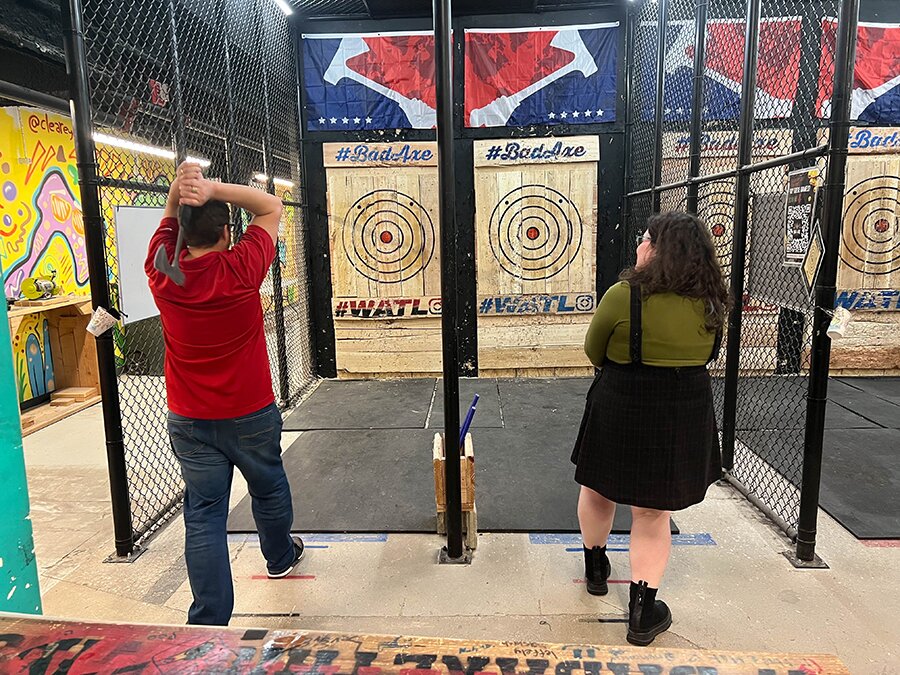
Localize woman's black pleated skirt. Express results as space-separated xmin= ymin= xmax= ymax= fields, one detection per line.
xmin=571 ymin=360 xmax=722 ymax=511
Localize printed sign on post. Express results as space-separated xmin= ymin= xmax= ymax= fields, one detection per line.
xmin=784 ymin=169 xmax=818 ymax=266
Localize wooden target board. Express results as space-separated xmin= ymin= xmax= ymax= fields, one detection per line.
xmin=660 ymin=131 xmax=794 ymax=374
xmin=474 ymin=137 xmax=598 ymax=375
xmin=661 ymin=130 xmax=794 ymax=276
xmin=837 ymin=154 xmax=900 ymax=294
xmin=325 ymin=142 xmax=442 ymax=377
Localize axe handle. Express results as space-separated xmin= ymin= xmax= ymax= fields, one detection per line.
xmin=470 ymin=62 xmax=580 ymax=127
xmin=174 ymin=204 xmax=193 ymax=261
xmin=332 ymin=69 xmax=434 ymax=124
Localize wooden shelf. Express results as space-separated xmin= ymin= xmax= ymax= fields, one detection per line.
xmin=21 ymin=394 xmax=102 ymax=437
xmin=8 ymin=295 xmax=101 ymax=435
xmin=7 ymin=295 xmax=92 ymax=319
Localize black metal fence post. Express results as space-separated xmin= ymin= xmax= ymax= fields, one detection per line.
xmin=62 ymin=0 xmax=134 ymax=558
xmin=219 ymin=1 xmax=237 ymax=185
xmin=796 ymin=0 xmax=859 ymax=563
xmin=686 ymin=0 xmax=708 ymax=214
xmin=433 ymin=0 xmax=465 ymax=562
xmin=166 ymin=0 xmax=187 ymax=161
xmin=259 ymin=5 xmax=291 ymax=406
xmin=651 ymin=0 xmax=669 ymax=213
xmin=622 ymin=4 xmax=635 ymax=229
xmin=720 ymin=0 xmax=762 ymax=472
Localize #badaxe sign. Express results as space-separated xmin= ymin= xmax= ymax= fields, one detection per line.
xmin=662 ymin=129 xmax=794 ymax=159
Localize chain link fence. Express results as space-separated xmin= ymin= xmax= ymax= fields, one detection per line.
xmin=74 ymin=0 xmax=316 ymax=546
xmin=624 ymin=0 xmax=847 ymax=547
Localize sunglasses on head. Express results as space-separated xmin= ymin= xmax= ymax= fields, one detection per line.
xmin=636 ymin=231 xmax=652 ymax=246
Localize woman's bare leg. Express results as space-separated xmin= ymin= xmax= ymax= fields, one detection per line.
xmin=578 ymin=486 xmax=616 ymax=548
xmin=629 ymin=506 xmax=672 ymax=587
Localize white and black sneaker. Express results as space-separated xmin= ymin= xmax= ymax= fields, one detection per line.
xmin=267 ymin=536 xmax=305 ymax=579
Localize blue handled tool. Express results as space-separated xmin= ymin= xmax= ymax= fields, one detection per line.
xmin=459 ymin=393 xmax=479 ymax=448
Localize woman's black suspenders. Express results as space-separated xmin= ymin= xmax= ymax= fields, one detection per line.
xmin=628 ymin=282 xmax=722 ymax=366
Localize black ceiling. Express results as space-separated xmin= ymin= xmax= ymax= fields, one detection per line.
xmin=288 ymin=0 xmax=620 ymax=20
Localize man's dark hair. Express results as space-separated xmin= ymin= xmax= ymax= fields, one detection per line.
xmin=183 ymin=200 xmax=230 ymax=248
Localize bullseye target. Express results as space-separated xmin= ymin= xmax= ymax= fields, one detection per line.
xmin=342 ymin=189 xmax=435 ymax=284
xmin=840 ymin=176 xmax=900 ymax=276
xmin=678 ymin=182 xmax=734 ymax=269
xmin=489 ymin=184 xmax=583 ymax=281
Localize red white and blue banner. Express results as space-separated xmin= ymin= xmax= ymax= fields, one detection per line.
xmin=464 ymin=23 xmax=619 ymax=128
xmin=303 ymin=31 xmax=437 ymax=131
xmin=818 ymin=19 xmax=900 ymax=125
xmin=644 ymin=17 xmax=802 ymax=121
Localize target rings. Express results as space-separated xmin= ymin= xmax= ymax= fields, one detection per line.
xmin=841 ymin=176 xmax=900 ymax=276
xmin=342 ymin=189 xmax=435 ymax=284
xmin=677 ymin=182 xmax=733 ymax=268
xmin=489 ymin=185 xmax=583 ymax=281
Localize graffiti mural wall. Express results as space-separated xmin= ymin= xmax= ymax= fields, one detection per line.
xmin=0 ymin=106 xmax=88 ymax=405
xmin=0 ymin=107 xmax=88 ymax=299
xmin=11 ymin=315 xmax=55 ymax=404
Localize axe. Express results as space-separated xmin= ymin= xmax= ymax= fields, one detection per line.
xmin=153 ymin=204 xmax=192 ymax=286
xmin=468 ymin=31 xmax=598 ymax=128
xmin=324 ymin=37 xmax=436 ymax=128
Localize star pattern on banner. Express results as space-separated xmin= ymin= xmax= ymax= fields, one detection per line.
xmin=314 ymin=113 xmax=379 ymax=128
xmin=546 ymin=109 xmax=606 ymax=122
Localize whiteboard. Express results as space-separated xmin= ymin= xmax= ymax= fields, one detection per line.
xmin=114 ymin=205 xmax=165 ymax=324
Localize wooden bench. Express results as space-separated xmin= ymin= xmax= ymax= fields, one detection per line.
xmin=0 ymin=614 xmax=851 ymax=674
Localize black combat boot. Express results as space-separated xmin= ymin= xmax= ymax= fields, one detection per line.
xmin=582 ymin=545 xmax=611 ymax=596
xmin=626 ymin=580 xmax=672 ymax=646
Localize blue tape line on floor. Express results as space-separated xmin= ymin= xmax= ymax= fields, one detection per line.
xmin=228 ymin=533 xmax=388 ymax=545
xmin=531 ymin=533 xmax=716 ymax=546
xmin=296 ymin=533 xmax=389 ymax=543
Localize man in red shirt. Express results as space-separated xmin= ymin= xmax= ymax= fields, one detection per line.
xmin=146 ymin=162 xmax=303 ymax=626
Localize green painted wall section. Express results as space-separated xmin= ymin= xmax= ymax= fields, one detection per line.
xmin=0 ymin=303 xmax=41 ymax=614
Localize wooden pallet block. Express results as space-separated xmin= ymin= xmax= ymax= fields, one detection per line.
xmin=433 ymin=432 xmax=478 ymax=550
xmin=20 ymin=394 xmax=102 ymax=437
xmin=50 ymin=386 xmax=99 ymax=402
xmin=49 ymin=398 xmax=75 ymax=408
xmin=433 ymin=432 xmax=475 ymax=512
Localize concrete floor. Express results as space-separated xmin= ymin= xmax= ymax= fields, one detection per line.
xmin=22 ymin=404 xmax=900 ymax=674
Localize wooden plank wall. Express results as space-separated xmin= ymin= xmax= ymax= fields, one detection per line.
xmin=474 ymin=136 xmax=599 ymax=376
xmin=831 ymin=145 xmax=900 ymax=372
xmin=659 ymin=131 xmax=794 ymax=374
xmin=325 ymin=142 xmax=442 ymax=378
xmin=837 ymin=154 xmax=900 ymax=291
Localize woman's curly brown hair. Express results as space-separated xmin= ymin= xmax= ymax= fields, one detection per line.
xmin=621 ymin=211 xmax=732 ymax=332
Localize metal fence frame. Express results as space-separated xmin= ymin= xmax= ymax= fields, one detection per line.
xmin=62 ymin=0 xmax=317 ymax=556
xmin=623 ymin=0 xmax=859 ymax=562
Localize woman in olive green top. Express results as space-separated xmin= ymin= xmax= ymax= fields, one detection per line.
xmin=571 ymin=211 xmax=729 ymax=647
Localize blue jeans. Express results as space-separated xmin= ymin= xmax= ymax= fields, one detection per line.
xmin=167 ymin=402 xmax=295 ymax=625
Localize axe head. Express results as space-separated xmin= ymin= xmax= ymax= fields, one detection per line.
xmin=154 ymin=244 xmax=185 ymax=286
xmin=323 ymin=37 xmax=370 ymax=85
xmin=153 ymin=203 xmax=192 ymax=286
xmin=549 ymin=30 xmax=598 ymax=78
